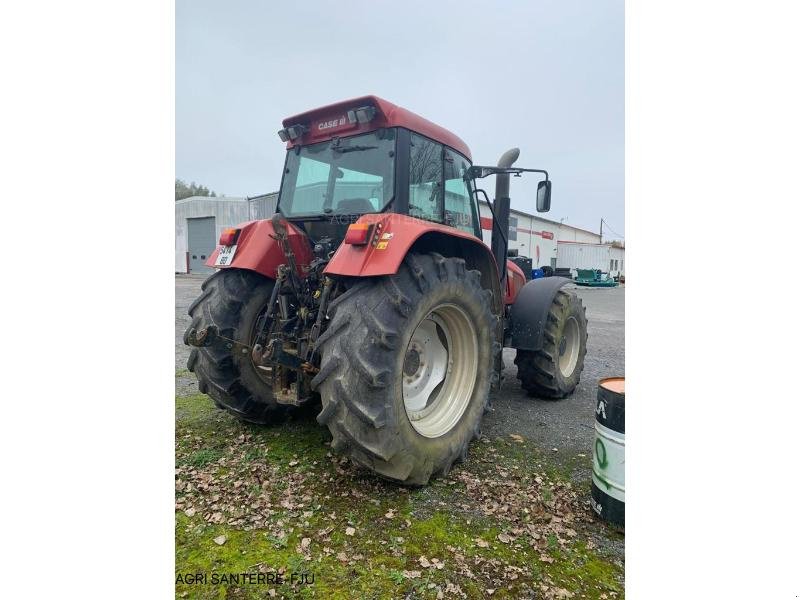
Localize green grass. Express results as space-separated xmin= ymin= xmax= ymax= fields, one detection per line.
xmin=185 ymin=448 xmax=223 ymax=468
xmin=175 ymin=393 xmax=624 ymax=599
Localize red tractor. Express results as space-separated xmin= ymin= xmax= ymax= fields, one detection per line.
xmin=185 ymin=96 xmax=587 ymax=485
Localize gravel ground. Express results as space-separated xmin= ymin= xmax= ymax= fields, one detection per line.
xmin=176 ymin=275 xmax=625 ymax=453
xmin=484 ymin=284 xmax=625 ymax=459
xmin=175 ymin=275 xmax=204 ymax=396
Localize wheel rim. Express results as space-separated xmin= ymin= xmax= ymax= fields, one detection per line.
xmin=402 ymin=304 xmax=478 ymax=438
xmin=558 ymin=316 xmax=580 ymax=378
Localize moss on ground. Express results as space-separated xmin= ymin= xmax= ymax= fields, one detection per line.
xmin=175 ymin=393 xmax=624 ymax=599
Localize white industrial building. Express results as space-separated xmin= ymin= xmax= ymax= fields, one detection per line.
xmin=556 ymin=240 xmax=625 ymax=279
xmin=477 ymin=201 xmax=601 ymax=269
xmin=175 ymin=193 xmax=618 ymax=276
xmin=474 ymin=202 xmax=625 ymax=278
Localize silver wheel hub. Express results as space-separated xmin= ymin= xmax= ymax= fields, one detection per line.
xmin=402 ymin=304 xmax=478 ymax=438
xmin=558 ymin=316 xmax=580 ymax=378
xmin=403 ymin=318 xmax=448 ymax=413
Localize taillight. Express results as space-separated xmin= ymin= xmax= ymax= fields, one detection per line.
xmin=219 ymin=228 xmax=240 ymax=246
xmin=344 ymin=223 xmax=372 ymax=245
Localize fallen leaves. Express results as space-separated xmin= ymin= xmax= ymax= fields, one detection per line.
xmin=415 ymin=555 xmax=444 ymax=570
xmin=175 ymin=403 xmax=619 ymax=599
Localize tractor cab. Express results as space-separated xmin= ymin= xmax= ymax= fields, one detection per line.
xmin=275 ymin=96 xmax=552 ymax=290
xmin=275 ymin=96 xmax=483 ymax=244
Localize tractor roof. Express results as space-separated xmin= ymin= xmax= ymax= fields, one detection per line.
xmin=281 ymin=95 xmax=472 ymax=160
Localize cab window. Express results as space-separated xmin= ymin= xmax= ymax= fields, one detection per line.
xmin=408 ymin=133 xmax=443 ymax=222
xmin=444 ymin=149 xmax=479 ymax=236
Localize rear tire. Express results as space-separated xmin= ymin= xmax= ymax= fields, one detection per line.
xmin=514 ymin=289 xmax=587 ymax=399
xmin=312 ymin=253 xmax=498 ymax=486
xmin=184 ymin=269 xmax=288 ymax=424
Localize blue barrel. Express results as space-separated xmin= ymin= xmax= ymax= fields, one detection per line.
xmin=531 ymin=268 xmax=544 ymax=279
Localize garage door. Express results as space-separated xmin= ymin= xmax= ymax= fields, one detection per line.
xmin=187 ymin=217 xmax=216 ymax=274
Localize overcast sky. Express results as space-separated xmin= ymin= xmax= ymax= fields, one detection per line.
xmin=177 ymin=0 xmax=623 ymax=237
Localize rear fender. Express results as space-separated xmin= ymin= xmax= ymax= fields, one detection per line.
xmin=509 ymin=277 xmax=572 ymax=351
xmin=324 ymin=214 xmax=503 ymax=314
xmin=205 ymin=218 xmax=314 ymax=279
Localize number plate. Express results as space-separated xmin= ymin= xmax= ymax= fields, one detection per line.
xmin=214 ymin=245 xmax=237 ymax=266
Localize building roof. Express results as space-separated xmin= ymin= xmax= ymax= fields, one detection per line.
xmin=556 ymin=240 xmax=622 ymax=246
xmin=246 ymin=192 xmax=278 ymax=201
xmin=176 ymin=195 xmax=246 ymax=204
xmin=282 ymin=95 xmax=472 ymax=160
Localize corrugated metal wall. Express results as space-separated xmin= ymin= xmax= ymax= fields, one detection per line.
xmin=248 ymin=193 xmax=279 ymax=220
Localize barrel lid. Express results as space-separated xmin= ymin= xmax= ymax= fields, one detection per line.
xmin=599 ymin=377 xmax=625 ymax=395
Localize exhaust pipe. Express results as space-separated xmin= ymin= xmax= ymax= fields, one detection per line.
xmin=491 ymin=148 xmax=520 ymax=287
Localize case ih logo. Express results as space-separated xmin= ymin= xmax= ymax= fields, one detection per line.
xmin=317 ymin=116 xmax=347 ymax=131
xmin=541 ymin=231 xmax=554 ymax=240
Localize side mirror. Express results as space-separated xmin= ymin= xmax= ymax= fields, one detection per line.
xmin=536 ymin=180 xmax=552 ymax=212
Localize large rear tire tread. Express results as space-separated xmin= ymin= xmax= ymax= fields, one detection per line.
xmin=185 ymin=269 xmax=289 ymax=424
xmin=314 ymin=253 xmax=498 ymax=486
xmin=514 ymin=289 xmax=588 ymax=399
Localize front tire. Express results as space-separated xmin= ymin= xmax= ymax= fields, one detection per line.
xmin=312 ymin=253 xmax=498 ymax=486
xmin=514 ymin=289 xmax=588 ymax=399
xmin=184 ymin=269 xmax=288 ymax=424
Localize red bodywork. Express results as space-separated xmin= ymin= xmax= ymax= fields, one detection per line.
xmin=324 ymin=214 xmax=479 ymax=276
xmin=209 ymin=214 xmax=526 ymax=305
xmin=505 ymin=261 xmax=526 ymax=304
xmin=282 ymin=95 xmax=472 ymax=161
xmin=206 ymin=219 xmax=314 ymax=279
xmin=325 ymin=214 xmax=523 ymax=305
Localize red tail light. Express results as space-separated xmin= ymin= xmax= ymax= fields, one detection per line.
xmin=344 ymin=223 xmax=373 ymax=245
xmin=219 ymin=228 xmax=240 ymax=246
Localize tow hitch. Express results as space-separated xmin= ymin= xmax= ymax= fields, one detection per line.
xmin=252 ymin=340 xmax=317 ymax=407
xmin=251 ymin=340 xmax=318 ymax=375
xmin=187 ymin=325 xmax=318 ymax=375
xmin=186 ymin=325 xmax=251 ymax=357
